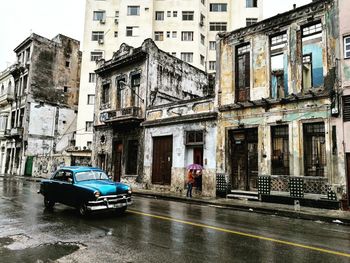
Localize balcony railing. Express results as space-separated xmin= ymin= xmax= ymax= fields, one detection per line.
xmin=100 ymin=106 xmax=142 ymax=123
xmin=6 ymin=127 xmax=24 ymax=137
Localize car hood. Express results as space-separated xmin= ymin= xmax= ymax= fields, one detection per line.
xmin=76 ymin=180 xmax=129 ymax=196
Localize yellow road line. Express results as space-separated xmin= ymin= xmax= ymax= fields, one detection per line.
xmin=128 ymin=210 xmax=350 ymax=258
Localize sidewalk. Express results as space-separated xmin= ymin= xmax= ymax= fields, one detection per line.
xmin=2 ymin=175 xmax=350 ymax=225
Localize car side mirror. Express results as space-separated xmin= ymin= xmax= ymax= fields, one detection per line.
xmin=108 ymin=176 xmax=112 ymax=180
xmin=67 ymin=178 xmax=73 ymax=184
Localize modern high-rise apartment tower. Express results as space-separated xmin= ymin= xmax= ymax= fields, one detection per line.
xmin=76 ymin=0 xmax=263 ymax=149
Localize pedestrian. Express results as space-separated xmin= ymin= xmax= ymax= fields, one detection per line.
xmin=186 ymin=169 xmax=195 ymax=198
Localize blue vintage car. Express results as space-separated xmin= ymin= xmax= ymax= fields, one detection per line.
xmin=38 ymin=166 xmax=132 ymax=216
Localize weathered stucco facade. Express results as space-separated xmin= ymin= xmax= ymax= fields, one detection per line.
xmin=2 ymin=33 xmax=81 ymax=176
xmin=216 ymin=0 xmax=344 ymax=206
xmin=93 ymin=39 xmax=214 ymax=195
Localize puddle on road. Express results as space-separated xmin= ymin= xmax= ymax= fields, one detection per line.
xmin=0 ymin=237 xmax=80 ymax=262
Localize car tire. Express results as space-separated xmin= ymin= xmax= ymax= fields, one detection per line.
xmin=78 ymin=203 xmax=89 ymax=216
xmin=115 ymin=206 xmax=127 ymax=215
xmin=44 ymin=197 xmax=55 ymax=209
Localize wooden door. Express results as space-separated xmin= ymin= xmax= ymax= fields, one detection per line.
xmin=230 ymin=128 xmax=258 ymax=191
xmin=114 ymin=143 xmax=123 ymax=182
xmin=193 ymin=147 xmax=203 ymax=166
xmin=152 ymin=136 xmax=172 ymax=185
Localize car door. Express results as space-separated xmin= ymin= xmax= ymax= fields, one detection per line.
xmin=59 ymin=170 xmax=76 ymax=206
xmin=51 ymin=170 xmax=66 ymax=203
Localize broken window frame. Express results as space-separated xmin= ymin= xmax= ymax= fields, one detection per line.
xmin=235 ymin=43 xmax=251 ymax=102
xmin=303 ymin=122 xmax=326 ymax=177
xmin=186 ymin=131 xmax=204 ymax=146
xmin=101 ymin=83 xmax=110 ymax=105
xmin=270 ymin=32 xmax=288 ymax=99
xmin=271 ymin=125 xmax=290 ymax=175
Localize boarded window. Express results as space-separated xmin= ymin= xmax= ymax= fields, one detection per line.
xmin=302 ymin=22 xmax=324 ymax=89
xmin=271 ymin=125 xmax=289 ymax=175
xmin=236 ymin=44 xmax=250 ymax=102
xmin=126 ymin=140 xmax=138 ymax=175
xmin=270 ymin=32 xmax=288 ymax=99
xmin=303 ymin=122 xmax=326 ymax=177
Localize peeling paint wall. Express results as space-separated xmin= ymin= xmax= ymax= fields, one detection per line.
xmin=216 ymin=0 xmax=344 ymax=197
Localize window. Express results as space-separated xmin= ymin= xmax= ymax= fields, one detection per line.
xmin=89 ymin=73 xmax=96 ymax=83
xmin=131 ymin=73 xmax=141 ymax=106
xmin=246 ymin=0 xmax=258 ymax=8
xmin=93 ymin=11 xmax=105 ymax=21
xmin=172 ymin=31 xmax=177 ymax=38
xmin=200 ymin=34 xmax=205 ymax=45
xmin=209 ymin=41 xmax=216 ymax=50
xmin=200 ymin=14 xmax=205 ymax=26
xmin=90 ymin=51 xmax=103 ymax=61
xmin=85 ymin=121 xmax=93 ymax=132
xmin=114 ymin=31 xmax=118 ymax=37
xmin=186 ymin=131 xmax=204 ymax=145
xmin=246 ymin=18 xmax=258 ymax=26
xmin=173 ymin=11 xmax=177 ymax=17
xmin=166 ymin=31 xmax=170 ymax=38
xmin=210 ymin=3 xmax=227 ymax=12
xmin=87 ymin=94 xmax=95 ymax=105
xmin=236 ymin=44 xmax=251 ymax=102
xmin=343 ymin=96 xmax=350 ymax=122
xmin=171 ymin=52 xmax=176 ymax=56
xmin=200 ymin=55 xmax=205 ymax=65
xmin=116 ymin=78 xmax=126 ymax=109
xmin=302 ymin=22 xmax=323 ymax=89
xmin=64 ymin=86 xmax=68 ymax=92
xmin=209 ymin=61 xmax=216 ymax=71
xmin=271 ymin=125 xmax=289 ymax=175
xmin=127 ymin=6 xmax=140 ymax=16
xmin=344 ymin=36 xmax=350 ymax=59
xmin=181 ymin=53 xmax=193 ymax=63
xmin=91 ymin=31 xmax=104 ymax=41
xmin=155 ymin=11 xmax=164 ymax=21
xmin=126 ymin=26 xmax=139 ymax=37
xmin=209 ymin=22 xmax=227 ymax=31
xmin=270 ymin=32 xmax=288 ymax=99
xmin=126 ymin=140 xmax=138 ymax=174
xmin=65 ymin=61 xmax=70 ymax=67
xmin=101 ymin=83 xmax=110 ymax=104
xmin=181 ymin=31 xmax=193 ymax=41
xmin=167 ymin=11 xmax=171 ymax=17
xmin=87 ymin=141 xmax=92 ymax=148
xmin=115 ymin=11 xmax=119 ymax=17
xmin=182 ymin=11 xmax=194 ymax=21
xmin=155 ymin=31 xmax=164 ymax=41
xmin=303 ymin=122 xmax=326 ymax=177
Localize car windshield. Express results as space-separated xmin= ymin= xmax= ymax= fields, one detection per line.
xmin=75 ymin=170 xmax=109 ymax=182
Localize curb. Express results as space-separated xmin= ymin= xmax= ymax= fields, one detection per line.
xmin=133 ymin=192 xmax=350 ymax=226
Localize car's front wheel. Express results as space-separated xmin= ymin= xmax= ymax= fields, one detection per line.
xmin=44 ymin=197 xmax=55 ymax=209
xmin=78 ymin=203 xmax=89 ymax=216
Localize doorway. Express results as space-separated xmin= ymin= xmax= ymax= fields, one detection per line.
xmin=114 ymin=142 xmax=123 ymax=182
xmin=230 ymin=128 xmax=258 ymax=191
xmin=152 ymin=136 xmax=173 ymax=185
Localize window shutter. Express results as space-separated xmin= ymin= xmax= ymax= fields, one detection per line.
xmin=343 ymin=96 xmax=350 ymax=122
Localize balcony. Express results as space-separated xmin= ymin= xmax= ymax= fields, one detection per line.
xmin=6 ymin=127 xmax=24 ymax=137
xmin=99 ymin=106 xmax=143 ymax=124
xmin=0 ymin=91 xmax=15 ymax=106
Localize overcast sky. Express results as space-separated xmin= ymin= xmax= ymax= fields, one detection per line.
xmin=0 ymin=0 xmax=311 ymax=70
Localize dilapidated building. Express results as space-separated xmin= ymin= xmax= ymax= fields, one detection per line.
xmin=2 ymin=33 xmax=81 ymax=176
xmin=216 ymin=0 xmax=343 ymax=207
xmin=93 ymin=39 xmax=214 ymax=194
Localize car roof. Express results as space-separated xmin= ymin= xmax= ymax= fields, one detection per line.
xmin=59 ymin=166 xmax=104 ymax=173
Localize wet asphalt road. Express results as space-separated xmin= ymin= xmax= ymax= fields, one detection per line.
xmin=0 ymin=177 xmax=349 ymax=263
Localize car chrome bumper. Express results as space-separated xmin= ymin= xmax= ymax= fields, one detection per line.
xmin=87 ymin=195 xmax=132 ymax=211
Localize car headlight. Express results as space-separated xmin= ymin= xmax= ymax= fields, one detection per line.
xmin=94 ymin=191 xmax=101 ymax=198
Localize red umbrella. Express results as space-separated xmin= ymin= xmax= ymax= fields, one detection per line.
xmin=186 ymin=163 xmax=203 ymax=170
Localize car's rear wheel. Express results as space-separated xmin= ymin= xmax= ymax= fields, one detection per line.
xmin=78 ymin=203 xmax=89 ymax=216
xmin=115 ymin=206 xmax=127 ymax=215
xmin=44 ymin=197 xmax=55 ymax=209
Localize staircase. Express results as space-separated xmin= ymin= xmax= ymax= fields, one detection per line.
xmin=226 ymin=190 xmax=259 ymax=201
